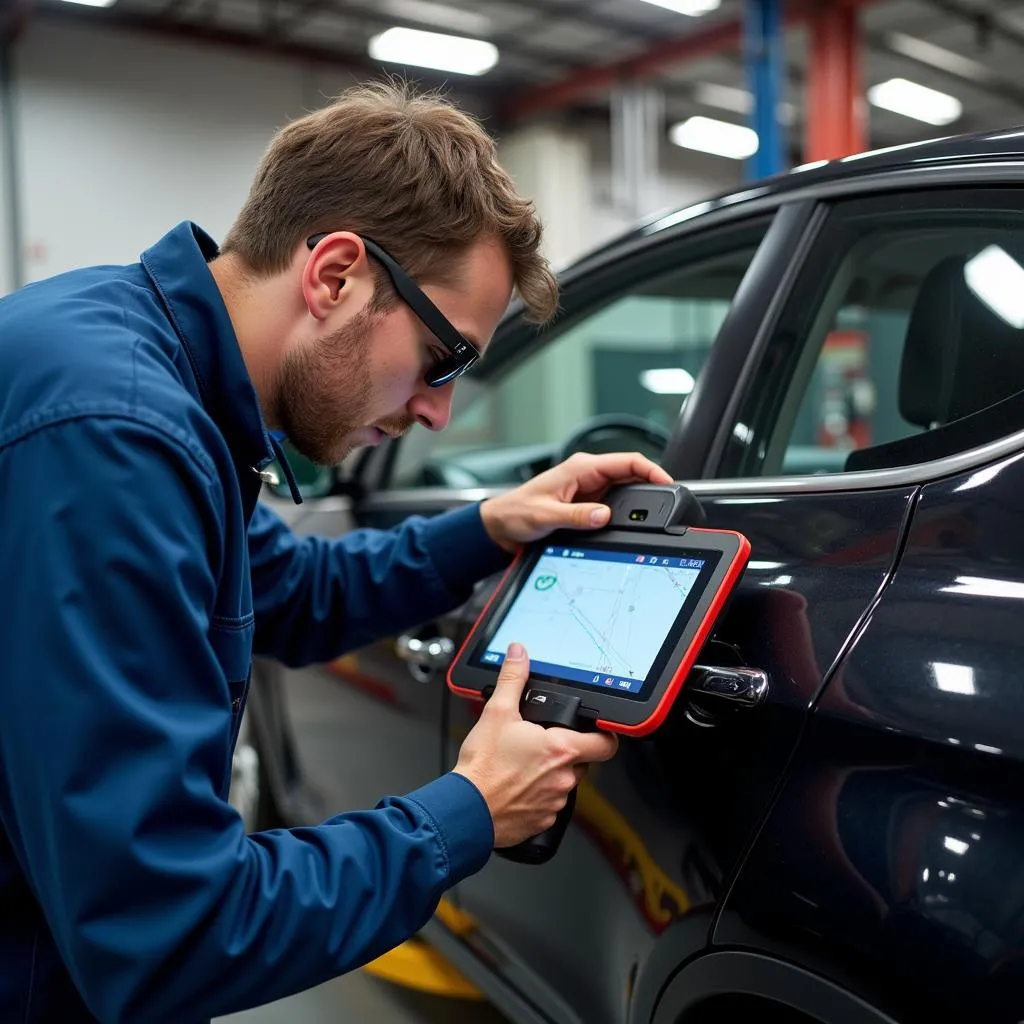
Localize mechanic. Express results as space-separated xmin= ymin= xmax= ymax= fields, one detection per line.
xmin=0 ymin=82 xmax=672 ymax=1022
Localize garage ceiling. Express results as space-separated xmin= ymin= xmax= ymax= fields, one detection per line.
xmin=25 ymin=0 xmax=1024 ymax=153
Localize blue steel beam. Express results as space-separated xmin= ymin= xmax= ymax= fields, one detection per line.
xmin=745 ymin=0 xmax=786 ymax=180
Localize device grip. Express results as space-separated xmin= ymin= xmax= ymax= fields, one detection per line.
xmin=496 ymin=786 xmax=577 ymax=865
xmin=494 ymin=686 xmax=583 ymax=865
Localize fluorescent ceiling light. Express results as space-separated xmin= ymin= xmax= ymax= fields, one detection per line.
xmin=638 ymin=0 xmax=721 ymax=14
xmin=368 ymin=27 xmax=498 ymax=76
xmin=943 ymin=836 xmax=969 ymax=856
xmin=640 ymin=368 xmax=695 ymax=394
xmin=59 ymin=0 xmax=117 ymax=6
xmin=379 ymin=0 xmax=491 ymax=36
xmin=932 ymin=663 xmax=976 ymax=695
xmin=964 ymin=244 xmax=1024 ymax=328
xmin=670 ymin=116 xmax=758 ymax=160
xmin=867 ymin=77 xmax=962 ymax=126
xmin=693 ymin=82 xmax=796 ymax=126
xmin=885 ymin=33 xmax=990 ymax=84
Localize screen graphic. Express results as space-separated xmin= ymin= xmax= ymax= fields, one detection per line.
xmin=479 ymin=547 xmax=705 ymax=694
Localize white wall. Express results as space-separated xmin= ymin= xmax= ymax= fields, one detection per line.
xmin=14 ymin=18 xmax=354 ymax=283
xmin=5 ymin=17 xmax=741 ymax=287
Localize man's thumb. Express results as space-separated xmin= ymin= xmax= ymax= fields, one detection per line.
xmin=567 ymin=502 xmax=611 ymax=530
xmin=490 ymin=642 xmax=530 ymax=711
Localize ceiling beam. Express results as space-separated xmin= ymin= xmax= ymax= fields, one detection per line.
xmin=276 ymin=0 xmax=335 ymax=39
xmin=502 ymin=0 xmax=883 ymax=123
xmin=33 ymin=0 xmax=510 ymax=108
xmin=276 ymin=0 xmax=589 ymax=73
xmin=35 ymin=0 xmax=378 ymax=75
xmin=865 ymin=27 xmax=1024 ymax=112
xmin=923 ymin=0 xmax=1024 ymax=56
xmin=493 ymin=0 xmax=666 ymax=45
xmin=1 ymin=0 xmax=34 ymax=42
xmin=157 ymin=0 xmax=199 ymax=21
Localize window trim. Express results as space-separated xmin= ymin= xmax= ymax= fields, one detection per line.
xmin=687 ymin=425 xmax=1024 ymax=495
xmin=361 ymin=424 xmax=1024 ymax=514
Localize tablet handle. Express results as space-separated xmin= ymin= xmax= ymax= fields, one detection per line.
xmin=496 ymin=688 xmax=584 ymax=866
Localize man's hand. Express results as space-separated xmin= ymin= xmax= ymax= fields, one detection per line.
xmin=453 ymin=644 xmax=619 ymax=848
xmin=479 ymin=451 xmax=674 ymax=554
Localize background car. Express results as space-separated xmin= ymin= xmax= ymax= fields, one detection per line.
xmin=242 ymin=127 xmax=1024 ymax=1024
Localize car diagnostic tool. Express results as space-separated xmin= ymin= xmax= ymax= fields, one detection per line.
xmin=448 ymin=483 xmax=750 ymax=864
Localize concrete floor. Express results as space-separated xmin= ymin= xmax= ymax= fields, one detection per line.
xmin=216 ymin=970 xmax=511 ymax=1024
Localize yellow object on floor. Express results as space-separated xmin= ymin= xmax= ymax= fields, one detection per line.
xmin=361 ymin=898 xmax=483 ymax=999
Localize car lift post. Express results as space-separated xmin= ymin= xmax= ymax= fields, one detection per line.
xmin=805 ymin=0 xmax=867 ymax=163
xmin=744 ymin=0 xmax=785 ymax=180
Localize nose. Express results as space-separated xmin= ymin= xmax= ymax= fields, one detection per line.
xmin=408 ymin=381 xmax=455 ymax=432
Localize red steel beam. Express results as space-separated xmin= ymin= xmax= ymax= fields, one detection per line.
xmin=503 ymin=0 xmax=880 ymax=123
xmin=805 ymin=2 xmax=867 ymax=161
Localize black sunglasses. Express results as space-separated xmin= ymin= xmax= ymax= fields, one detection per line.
xmin=306 ymin=232 xmax=480 ymax=387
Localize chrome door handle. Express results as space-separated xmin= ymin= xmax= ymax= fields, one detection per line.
xmin=689 ymin=665 xmax=769 ymax=707
xmin=395 ymin=634 xmax=455 ymax=670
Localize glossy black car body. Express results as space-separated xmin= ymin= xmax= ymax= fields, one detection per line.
xmin=250 ymin=127 xmax=1024 ymax=1024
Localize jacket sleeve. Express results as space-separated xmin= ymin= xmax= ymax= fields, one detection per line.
xmin=248 ymin=498 xmax=511 ymax=667
xmin=0 ymin=415 xmax=494 ymax=1024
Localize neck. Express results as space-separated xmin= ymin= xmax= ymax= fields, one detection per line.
xmin=209 ymin=254 xmax=295 ymax=428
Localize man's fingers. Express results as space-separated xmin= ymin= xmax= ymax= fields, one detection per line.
xmin=563 ymin=452 xmax=673 ymax=499
xmin=487 ymin=642 xmax=530 ymax=713
xmin=551 ymin=728 xmax=619 ymax=765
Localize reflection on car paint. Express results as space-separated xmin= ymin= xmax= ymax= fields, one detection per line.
xmin=574 ymin=779 xmax=691 ymax=935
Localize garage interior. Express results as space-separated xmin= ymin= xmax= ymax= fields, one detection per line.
xmin=2 ymin=0 xmax=1024 ymax=1022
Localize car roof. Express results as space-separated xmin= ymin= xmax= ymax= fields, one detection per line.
xmin=571 ymin=125 xmax=1024 ymax=270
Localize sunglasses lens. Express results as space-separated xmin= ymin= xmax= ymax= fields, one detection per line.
xmin=427 ymin=354 xmax=477 ymax=387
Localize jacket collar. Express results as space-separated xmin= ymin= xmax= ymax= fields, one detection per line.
xmin=141 ymin=222 xmax=302 ymax=504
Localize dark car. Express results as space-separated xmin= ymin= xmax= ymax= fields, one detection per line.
xmin=239 ymin=127 xmax=1024 ymax=1024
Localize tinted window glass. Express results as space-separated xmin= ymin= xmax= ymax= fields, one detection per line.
xmin=719 ymin=190 xmax=1024 ymax=478
xmin=391 ymin=222 xmax=770 ymax=489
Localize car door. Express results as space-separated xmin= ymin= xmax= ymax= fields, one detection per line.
xmin=346 ymin=204 xmax=845 ymax=1024
xmin=704 ymin=186 xmax=1024 ymax=1024
xmin=428 ymin=210 xmax=922 ymax=1024
xmin=402 ymin=184 xmax=1024 ymax=1024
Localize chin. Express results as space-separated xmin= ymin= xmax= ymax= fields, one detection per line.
xmin=328 ymin=429 xmax=380 ymax=462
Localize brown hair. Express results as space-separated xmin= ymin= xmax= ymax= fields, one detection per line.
xmin=222 ymin=80 xmax=558 ymax=323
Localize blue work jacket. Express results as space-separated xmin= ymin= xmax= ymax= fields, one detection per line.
xmin=0 ymin=222 xmax=508 ymax=1022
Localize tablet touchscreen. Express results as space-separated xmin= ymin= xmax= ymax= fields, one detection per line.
xmin=468 ymin=541 xmax=722 ymax=702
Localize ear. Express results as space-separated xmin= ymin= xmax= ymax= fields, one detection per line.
xmin=301 ymin=232 xmax=375 ymax=321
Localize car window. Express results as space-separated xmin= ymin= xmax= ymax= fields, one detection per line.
xmin=390 ymin=222 xmax=771 ymax=490
xmin=719 ymin=189 xmax=1024 ymax=478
